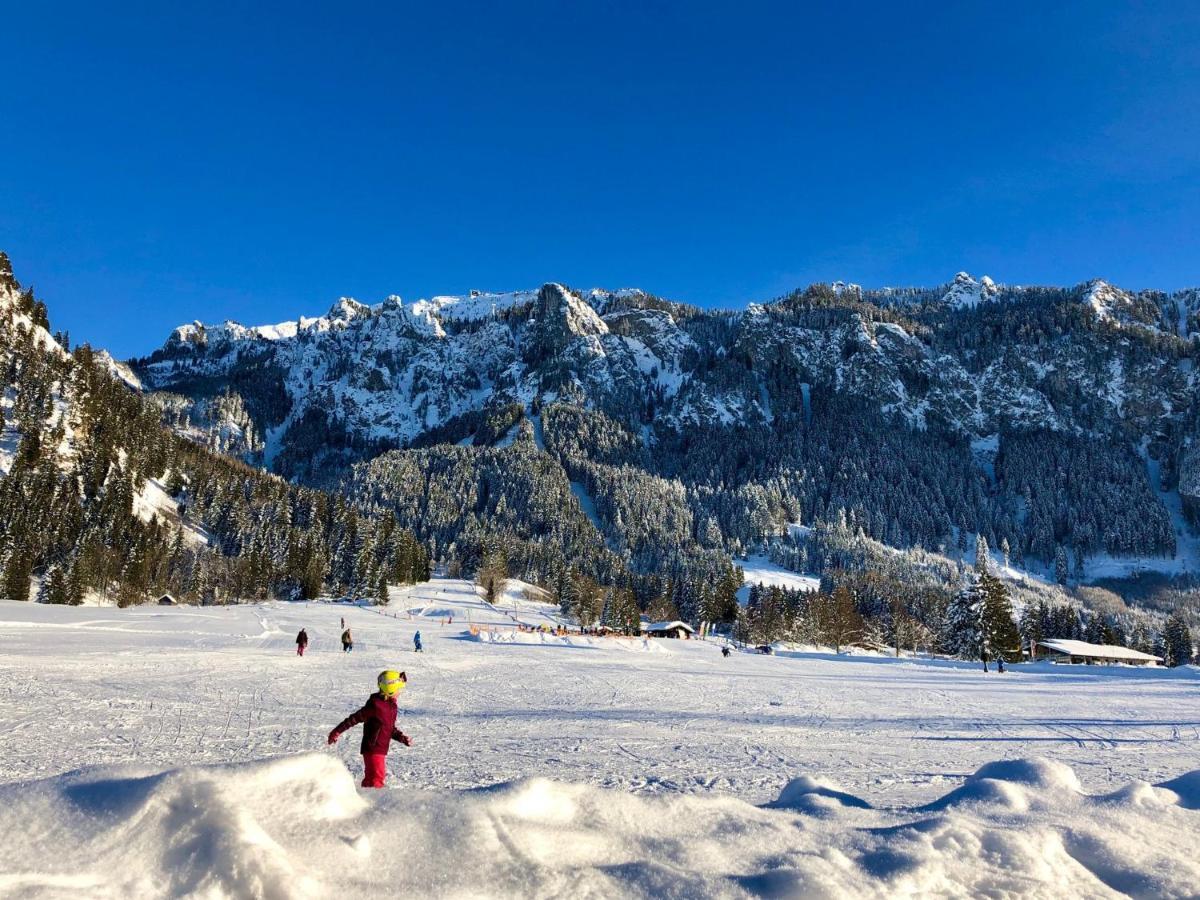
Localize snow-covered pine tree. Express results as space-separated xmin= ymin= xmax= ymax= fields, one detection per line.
xmin=1019 ymin=601 xmax=1047 ymax=655
xmin=942 ymin=576 xmax=983 ymax=660
xmin=1162 ymin=614 xmax=1194 ymax=667
xmin=975 ymin=535 xmax=990 ymax=573
xmin=978 ymin=572 xmax=1020 ymax=662
xmin=36 ymin=566 xmax=67 ymax=604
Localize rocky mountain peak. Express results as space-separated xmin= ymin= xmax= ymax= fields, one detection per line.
xmin=942 ymin=272 xmax=999 ymax=308
xmin=523 ymin=284 xmax=609 ymax=365
xmin=536 ymin=283 xmax=608 ymax=336
xmin=327 ymin=297 xmax=371 ymax=323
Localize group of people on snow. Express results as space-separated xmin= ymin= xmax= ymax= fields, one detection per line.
xmin=294 ymin=626 xmax=355 ymax=653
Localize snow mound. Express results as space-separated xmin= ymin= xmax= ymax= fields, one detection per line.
xmin=1160 ymin=770 xmax=1200 ymax=810
xmin=921 ymin=758 xmax=1082 ymax=812
xmin=3 ymin=754 xmax=1199 ymax=898
xmin=0 ymin=753 xmax=361 ymax=897
xmin=770 ymin=774 xmax=874 ymax=814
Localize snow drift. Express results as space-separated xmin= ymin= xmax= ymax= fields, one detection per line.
xmin=2 ymin=753 xmax=1197 ymax=898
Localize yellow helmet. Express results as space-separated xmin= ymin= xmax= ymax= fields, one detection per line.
xmin=377 ymin=670 xmax=406 ymax=699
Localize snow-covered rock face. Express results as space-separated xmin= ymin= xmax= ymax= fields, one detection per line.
xmin=526 ymin=283 xmax=610 ymax=365
xmin=1082 ymin=279 xmax=1130 ymax=320
xmin=94 ymin=351 xmax=142 ymax=391
xmin=327 ymin=296 xmax=370 ymax=323
xmin=941 ymin=272 xmax=998 ymax=308
xmin=132 ymin=272 xmax=1199 ymax=481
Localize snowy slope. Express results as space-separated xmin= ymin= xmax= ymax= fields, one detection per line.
xmin=0 ymin=579 xmax=1197 ymax=896
xmin=5 ymin=577 xmax=1195 ymax=802
xmin=737 ymin=554 xmax=820 ymax=603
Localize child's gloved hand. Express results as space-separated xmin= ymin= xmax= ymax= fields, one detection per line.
xmin=327 ymin=731 xmax=339 ymax=745
xmin=398 ymin=734 xmax=413 ymax=746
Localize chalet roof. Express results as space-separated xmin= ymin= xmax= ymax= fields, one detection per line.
xmin=1039 ymin=638 xmax=1161 ymax=663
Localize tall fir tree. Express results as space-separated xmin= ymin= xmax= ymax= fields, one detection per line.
xmin=942 ymin=576 xmax=983 ymax=661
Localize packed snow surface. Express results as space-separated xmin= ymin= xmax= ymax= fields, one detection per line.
xmin=737 ymin=554 xmax=820 ymax=602
xmin=1 ymin=578 xmax=1198 ymax=898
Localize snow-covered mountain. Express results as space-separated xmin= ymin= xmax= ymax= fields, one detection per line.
xmin=125 ymin=271 xmax=1200 ymax=586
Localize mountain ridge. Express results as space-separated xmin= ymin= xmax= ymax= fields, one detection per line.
xmin=119 ymin=270 xmax=1200 ymax=592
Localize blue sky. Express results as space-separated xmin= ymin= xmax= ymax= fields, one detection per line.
xmin=3 ymin=1 xmax=1199 ymax=357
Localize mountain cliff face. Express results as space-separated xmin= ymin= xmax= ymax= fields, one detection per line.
xmin=130 ymin=273 xmax=1200 ymax=580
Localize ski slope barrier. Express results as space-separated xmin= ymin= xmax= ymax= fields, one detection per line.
xmin=471 ymin=626 xmax=666 ymax=652
xmin=1 ymin=752 xmax=1197 ymax=898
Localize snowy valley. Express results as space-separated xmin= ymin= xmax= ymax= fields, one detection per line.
xmin=2 ymin=250 xmax=1200 ymax=897
xmin=1 ymin=579 xmax=1198 ymax=897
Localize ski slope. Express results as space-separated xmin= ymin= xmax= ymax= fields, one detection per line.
xmin=1 ymin=577 xmax=1198 ymax=897
xmin=737 ymin=554 xmax=821 ymax=602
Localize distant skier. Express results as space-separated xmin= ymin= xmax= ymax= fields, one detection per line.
xmin=342 ymin=628 xmax=354 ymax=653
xmin=981 ymin=647 xmax=989 ymax=673
xmin=998 ymin=657 xmax=1006 ymax=674
xmin=721 ymin=645 xmax=730 ymax=659
xmin=296 ymin=628 xmax=309 ymax=656
xmin=340 ymin=616 xmax=346 ymax=629
xmin=328 ymin=670 xmax=412 ymax=788
xmin=413 ymin=631 xmax=423 ymax=653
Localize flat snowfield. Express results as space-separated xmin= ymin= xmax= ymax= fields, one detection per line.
xmin=1 ymin=579 xmax=1197 ymax=898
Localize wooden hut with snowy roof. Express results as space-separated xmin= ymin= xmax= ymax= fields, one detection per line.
xmin=643 ymin=621 xmax=696 ymax=639
xmin=1033 ymin=638 xmax=1161 ymax=666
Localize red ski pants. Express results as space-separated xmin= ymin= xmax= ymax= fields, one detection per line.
xmin=297 ymin=645 xmax=305 ymax=656
xmin=362 ymin=754 xmax=387 ymax=788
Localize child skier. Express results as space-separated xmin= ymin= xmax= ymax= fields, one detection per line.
xmin=296 ymin=628 xmax=309 ymax=656
xmin=413 ymin=630 xmax=423 ymax=653
xmin=328 ymin=670 xmax=413 ymax=788
xmin=341 ymin=628 xmax=353 ymax=653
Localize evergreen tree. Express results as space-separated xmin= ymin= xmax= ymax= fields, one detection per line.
xmin=942 ymin=576 xmax=983 ymax=660
xmin=974 ymin=534 xmax=990 ymax=573
xmin=1054 ymin=546 xmax=1069 ymax=585
xmin=978 ymin=572 xmax=1020 ymax=662
xmin=812 ymin=585 xmax=863 ymax=654
xmin=1162 ymin=614 xmax=1194 ymax=667
xmin=2 ymin=550 xmax=31 ymax=602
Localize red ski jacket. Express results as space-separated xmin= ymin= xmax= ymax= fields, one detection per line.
xmin=330 ymin=692 xmax=410 ymax=755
